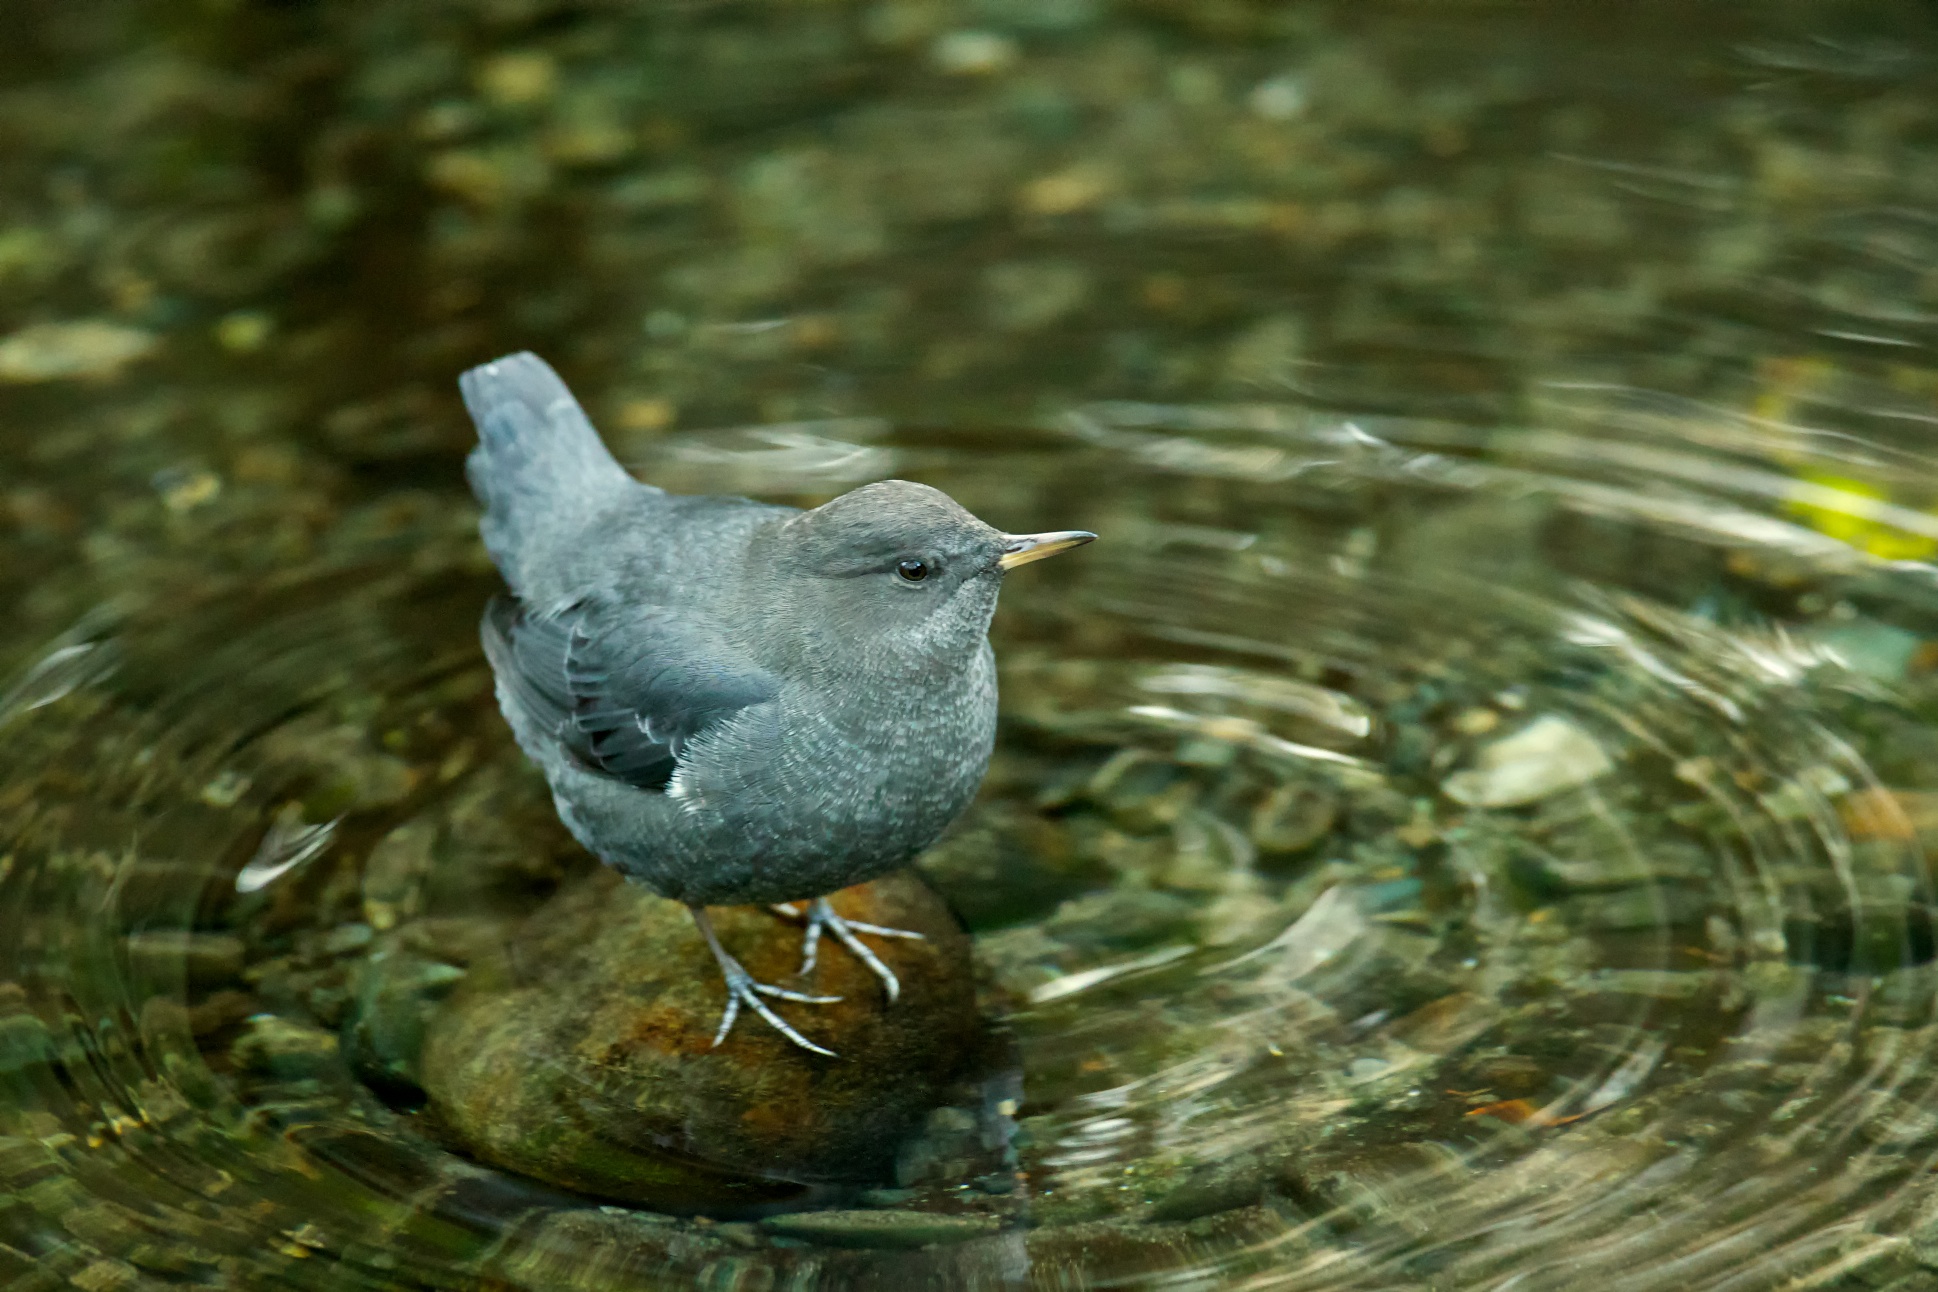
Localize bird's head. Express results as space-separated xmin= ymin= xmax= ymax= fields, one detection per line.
xmin=768 ymin=480 xmax=1094 ymax=675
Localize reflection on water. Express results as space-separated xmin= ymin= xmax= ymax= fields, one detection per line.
xmin=6 ymin=1 xmax=1938 ymax=1288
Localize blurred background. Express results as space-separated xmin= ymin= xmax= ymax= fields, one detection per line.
xmin=7 ymin=3 xmax=1938 ymax=1289
xmin=5 ymin=0 xmax=1936 ymax=628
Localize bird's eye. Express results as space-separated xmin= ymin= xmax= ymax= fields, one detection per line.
xmin=896 ymin=559 xmax=930 ymax=582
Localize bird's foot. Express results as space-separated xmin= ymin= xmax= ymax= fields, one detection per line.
xmin=688 ymin=906 xmax=841 ymax=1057
xmin=770 ymin=896 xmax=925 ymax=1003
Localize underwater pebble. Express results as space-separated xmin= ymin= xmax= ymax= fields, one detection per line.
xmin=1810 ymin=620 xmax=1923 ymax=683
xmin=1043 ymin=887 xmax=1201 ymax=953
xmin=1250 ymin=782 xmax=1338 ymax=855
xmin=230 ymin=1015 xmax=340 ymax=1080
xmin=760 ymin=1208 xmax=1001 ymax=1249
xmin=1388 ymin=992 xmax=1503 ymax=1054
xmin=480 ymin=1207 xmax=737 ymax=1287
xmin=0 ymin=320 xmax=158 ymax=382
xmin=0 ymin=1013 xmax=55 ymax=1075
xmin=1577 ymin=969 xmax=1716 ymax=1002
xmin=930 ymin=31 xmax=1018 ymax=76
xmin=1196 ymin=883 xmax=1284 ymax=948
xmin=475 ymin=51 xmax=556 ymax=107
xmin=213 ymin=310 xmax=273 ymax=354
xmin=982 ymin=259 xmax=1093 ymax=333
xmin=1909 ymin=1193 xmax=1938 ymax=1270
xmin=917 ymin=803 xmax=1106 ymax=931
xmin=1019 ymin=164 xmax=1115 ymax=217
xmin=1443 ymin=715 xmax=1613 ymax=807
xmin=1564 ymin=886 xmax=1714 ymax=933
xmin=341 ymin=946 xmax=467 ymax=1095
xmin=1147 ymin=1152 xmax=1281 ymax=1223
xmin=1248 ymin=74 xmax=1308 ymax=121
xmin=321 ymin=923 xmax=374 ymax=956
xmin=1856 ymin=1090 xmax=1938 ymax=1148
xmin=1161 ymin=808 xmax=1253 ymax=893
xmin=1291 ymin=1142 xmax=1470 ymax=1232
xmin=1515 ymin=839 xmax=1713 ymax=893
xmin=362 ymin=819 xmax=437 ymax=930
xmin=1087 ymin=749 xmax=1195 ymax=831
xmin=122 ymin=932 xmax=245 ymax=986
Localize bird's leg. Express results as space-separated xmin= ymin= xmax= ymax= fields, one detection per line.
xmin=687 ymin=906 xmax=841 ymax=1057
xmin=769 ymin=897 xmax=925 ymax=1003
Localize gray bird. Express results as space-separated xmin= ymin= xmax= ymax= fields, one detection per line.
xmin=460 ymin=352 xmax=1093 ymax=1056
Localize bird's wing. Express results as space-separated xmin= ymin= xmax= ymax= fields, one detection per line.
xmin=482 ymin=594 xmax=777 ymax=792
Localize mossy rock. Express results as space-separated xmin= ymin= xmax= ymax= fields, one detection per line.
xmin=421 ymin=868 xmax=984 ymax=1208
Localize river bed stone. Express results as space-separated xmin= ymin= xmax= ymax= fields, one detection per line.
xmin=420 ymin=867 xmax=988 ymax=1208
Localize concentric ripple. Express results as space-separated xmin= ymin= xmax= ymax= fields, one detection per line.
xmin=6 ymin=401 xmax=1938 ymax=1290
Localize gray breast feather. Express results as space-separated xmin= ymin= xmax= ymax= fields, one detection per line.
xmin=481 ymin=594 xmax=777 ymax=793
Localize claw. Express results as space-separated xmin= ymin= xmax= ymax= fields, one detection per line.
xmin=689 ymin=906 xmax=840 ymax=1056
xmin=770 ymin=897 xmax=925 ymax=1003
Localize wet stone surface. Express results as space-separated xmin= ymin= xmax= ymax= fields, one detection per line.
xmin=420 ymin=868 xmax=990 ymax=1207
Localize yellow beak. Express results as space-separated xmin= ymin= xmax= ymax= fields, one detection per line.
xmin=997 ymin=530 xmax=1097 ymax=570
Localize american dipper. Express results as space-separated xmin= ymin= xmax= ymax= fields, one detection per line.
xmin=461 ymin=352 xmax=1093 ymax=1056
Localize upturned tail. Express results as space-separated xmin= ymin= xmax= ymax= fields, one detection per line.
xmin=459 ymin=351 xmax=646 ymax=598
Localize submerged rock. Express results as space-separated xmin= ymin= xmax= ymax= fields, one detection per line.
xmin=341 ymin=943 xmax=469 ymax=1099
xmin=0 ymin=319 xmax=158 ymax=382
xmin=421 ymin=868 xmax=985 ymax=1208
xmin=1250 ymin=781 xmax=1338 ymax=856
xmin=1443 ymin=714 xmax=1613 ymax=808
xmin=761 ymin=1207 xmax=1001 ymax=1249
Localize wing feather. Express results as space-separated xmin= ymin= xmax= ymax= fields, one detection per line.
xmin=481 ymin=594 xmax=776 ymax=792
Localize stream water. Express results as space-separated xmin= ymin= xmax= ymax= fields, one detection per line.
xmin=6 ymin=2 xmax=1938 ymax=1288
